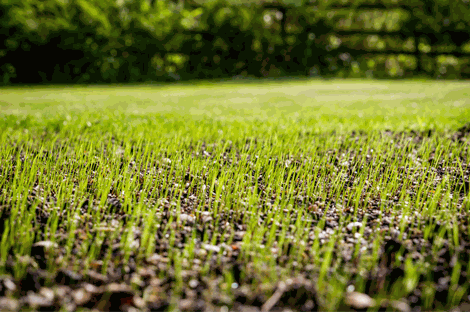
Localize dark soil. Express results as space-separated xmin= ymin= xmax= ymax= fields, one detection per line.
xmin=1 ymin=129 xmax=469 ymax=311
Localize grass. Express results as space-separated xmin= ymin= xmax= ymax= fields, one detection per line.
xmin=0 ymin=79 xmax=470 ymax=311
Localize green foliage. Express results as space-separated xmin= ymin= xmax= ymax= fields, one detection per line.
xmin=1 ymin=0 xmax=470 ymax=84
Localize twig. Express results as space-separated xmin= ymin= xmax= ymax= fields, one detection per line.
xmin=261 ymin=281 xmax=286 ymax=312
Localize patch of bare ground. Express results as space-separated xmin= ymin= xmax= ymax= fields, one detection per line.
xmin=0 ymin=129 xmax=469 ymax=311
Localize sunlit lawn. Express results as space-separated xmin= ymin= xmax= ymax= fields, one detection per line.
xmin=1 ymin=79 xmax=469 ymax=130
xmin=1 ymin=79 xmax=470 ymax=311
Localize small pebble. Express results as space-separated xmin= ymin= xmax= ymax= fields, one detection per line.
xmin=203 ymin=244 xmax=220 ymax=253
xmin=180 ymin=214 xmax=195 ymax=225
xmin=39 ymin=287 xmax=54 ymax=301
xmin=196 ymin=249 xmax=207 ymax=257
xmin=33 ymin=241 xmax=58 ymax=249
xmin=27 ymin=292 xmax=53 ymax=308
xmin=345 ymin=292 xmax=375 ymax=309
xmin=346 ymin=222 xmax=363 ymax=231
xmin=391 ymin=299 xmax=411 ymax=312
xmin=3 ymin=279 xmax=16 ymax=291
xmin=0 ymin=297 xmax=19 ymax=311
xmin=72 ymin=289 xmax=91 ymax=306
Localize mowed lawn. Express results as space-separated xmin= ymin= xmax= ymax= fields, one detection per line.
xmin=1 ymin=79 xmax=470 ymax=311
xmin=1 ymin=79 xmax=470 ymax=129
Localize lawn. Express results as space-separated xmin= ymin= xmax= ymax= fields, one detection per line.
xmin=0 ymin=79 xmax=470 ymax=311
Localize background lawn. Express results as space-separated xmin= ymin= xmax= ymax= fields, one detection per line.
xmin=1 ymin=79 xmax=470 ymax=311
xmin=1 ymin=79 xmax=470 ymax=131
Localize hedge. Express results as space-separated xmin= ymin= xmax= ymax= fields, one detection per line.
xmin=1 ymin=0 xmax=470 ymax=84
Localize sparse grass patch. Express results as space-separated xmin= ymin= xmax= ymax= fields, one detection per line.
xmin=0 ymin=79 xmax=470 ymax=311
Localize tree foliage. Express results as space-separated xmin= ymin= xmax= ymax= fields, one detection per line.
xmin=1 ymin=0 xmax=469 ymax=84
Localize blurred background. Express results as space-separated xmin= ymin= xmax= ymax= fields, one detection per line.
xmin=1 ymin=0 xmax=470 ymax=85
